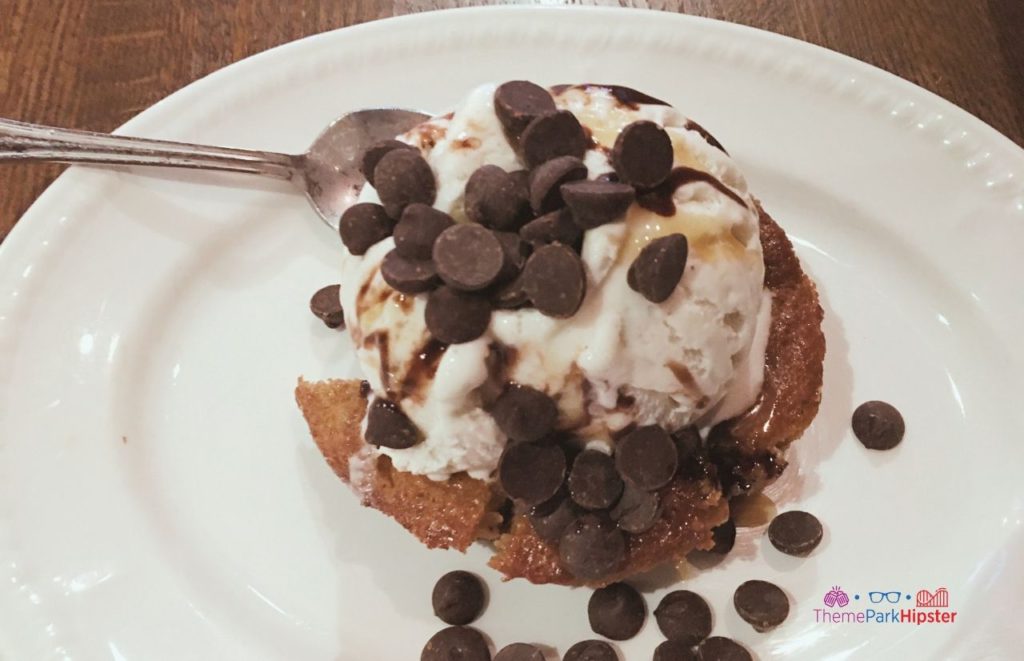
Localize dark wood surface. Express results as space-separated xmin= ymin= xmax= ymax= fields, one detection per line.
xmin=1 ymin=0 xmax=1021 ymax=241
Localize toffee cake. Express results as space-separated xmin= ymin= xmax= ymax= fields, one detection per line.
xmin=296 ymin=82 xmax=824 ymax=586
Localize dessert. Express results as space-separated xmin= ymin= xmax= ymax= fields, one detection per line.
xmin=296 ymin=80 xmax=825 ymax=586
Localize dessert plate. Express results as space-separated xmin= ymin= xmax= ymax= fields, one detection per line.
xmin=1 ymin=7 xmax=1022 ymax=660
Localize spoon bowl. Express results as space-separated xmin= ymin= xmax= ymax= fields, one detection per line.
xmin=0 ymin=108 xmax=431 ymax=231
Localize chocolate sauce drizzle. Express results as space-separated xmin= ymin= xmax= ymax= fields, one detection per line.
xmin=684 ymin=120 xmax=728 ymax=154
xmin=637 ymin=167 xmax=747 ymax=216
xmin=398 ymin=338 xmax=448 ymax=400
xmin=549 ymin=83 xmax=670 ymax=109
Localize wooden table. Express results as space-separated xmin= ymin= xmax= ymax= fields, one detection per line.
xmin=1 ymin=0 xmax=1021 ymax=241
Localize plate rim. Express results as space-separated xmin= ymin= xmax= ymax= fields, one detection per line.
xmin=1 ymin=7 xmax=1022 ymax=659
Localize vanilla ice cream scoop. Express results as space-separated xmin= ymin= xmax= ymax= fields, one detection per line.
xmin=338 ymin=82 xmax=769 ymax=480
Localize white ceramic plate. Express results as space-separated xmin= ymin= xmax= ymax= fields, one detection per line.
xmin=2 ymin=7 xmax=1023 ymax=660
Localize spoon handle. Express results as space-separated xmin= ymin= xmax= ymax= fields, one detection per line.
xmin=0 ymin=118 xmax=298 ymax=179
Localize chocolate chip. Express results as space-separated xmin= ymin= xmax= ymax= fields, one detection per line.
xmin=492 ymin=273 xmax=531 ymax=310
xmin=361 ymin=139 xmax=416 ymax=188
xmin=654 ymin=640 xmax=698 ymax=661
xmin=490 ymin=384 xmax=558 ymax=443
xmin=612 ymin=120 xmax=673 ymax=188
xmin=559 ymin=515 xmax=627 ymax=581
xmin=432 ymin=571 xmax=486 ymax=625
xmin=672 ymin=426 xmax=702 ymax=460
xmin=309 ymin=284 xmax=344 ymax=329
xmin=733 ymin=580 xmax=790 ymax=632
xmin=520 ymin=110 xmax=588 ymax=169
xmin=493 ymin=231 xmax=530 ymax=284
xmin=609 ymin=484 xmax=660 ymax=534
xmin=627 ymin=234 xmax=688 ymax=303
xmin=563 ymin=640 xmax=618 ymax=661
xmin=373 ymin=148 xmax=437 ymax=219
xmin=421 ymin=626 xmax=491 ymax=661
xmin=529 ymin=489 xmax=581 ymax=542
xmin=433 ymin=224 xmax=505 ymax=291
xmin=499 ymin=442 xmax=566 ymax=507
xmin=522 ymin=243 xmax=587 ymax=318
xmin=709 ymin=519 xmax=736 ymax=554
xmin=465 ymin=165 xmax=530 ymax=231
xmin=767 ymin=511 xmax=823 ymax=556
xmin=394 ymin=203 xmax=455 ymax=259
xmin=494 ymin=643 xmax=544 ymax=661
xmin=851 ymin=400 xmax=905 ymax=450
xmin=561 ymin=180 xmax=635 ymax=229
xmin=615 ymin=425 xmax=678 ymax=492
xmin=365 ymin=398 xmax=422 ymax=449
xmin=568 ymin=450 xmax=624 ymax=511
xmin=494 ymin=81 xmax=557 ymax=140
xmin=528 ymin=155 xmax=587 ymax=214
xmin=520 ymin=209 xmax=583 ymax=249
xmin=381 ymin=249 xmax=439 ymax=294
xmin=339 ymin=202 xmax=394 ymax=255
xmin=425 ymin=286 xmax=491 ymax=344
xmin=696 ymin=638 xmax=751 ymax=661
xmin=588 ymin=582 xmax=646 ymax=641
xmin=654 ymin=591 xmax=712 ymax=645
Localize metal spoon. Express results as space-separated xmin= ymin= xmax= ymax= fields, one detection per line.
xmin=0 ymin=109 xmax=430 ymax=230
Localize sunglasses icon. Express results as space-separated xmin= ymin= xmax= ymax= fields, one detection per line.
xmin=868 ymin=591 xmax=902 ymax=604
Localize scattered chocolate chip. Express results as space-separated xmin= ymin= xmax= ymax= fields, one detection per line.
xmin=490 ymin=384 xmax=558 ymax=443
xmin=851 ymin=400 xmax=905 ymax=450
xmin=767 ymin=511 xmax=823 ymax=557
xmin=421 ymin=626 xmax=491 ymax=661
xmin=373 ymin=148 xmax=437 ymax=219
xmin=425 ymin=286 xmax=491 ymax=344
xmin=521 ymin=243 xmax=587 ymax=318
xmin=499 ymin=442 xmax=566 ymax=507
xmin=433 ymin=224 xmax=505 ymax=291
xmin=494 ymin=81 xmax=557 ymax=140
xmin=520 ymin=209 xmax=583 ymax=249
xmin=361 ymin=139 xmax=416 ymax=188
xmin=520 ymin=110 xmax=588 ymax=169
xmin=529 ymin=489 xmax=581 ymax=542
xmin=595 ymin=171 xmax=620 ymax=183
xmin=610 ymin=484 xmax=660 ymax=534
xmin=568 ymin=450 xmax=624 ymax=511
xmin=339 ymin=202 xmax=394 ymax=255
xmin=365 ymin=398 xmax=422 ymax=449
xmin=615 ymin=425 xmax=679 ymax=491
xmin=465 ymin=165 xmax=530 ymax=231
xmin=612 ymin=120 xmax=673 ymax=188
xmin=559 ymin=515 xmax=627 ymax=581
xmin=627 ymin=234 xmax=688 ymax=303
xmin=359 ymin=380 xmax=371 ymax=398
xmin=709 ymin=519 xmax=737 ymax=554
xmin=654 ymin=640 xmax=698 ymax=661
xmin=562 ymin=640 xmax=618 ymax=661
xmin=493 ymin=231 xmax=530 ymax=284
xmin=733 ymin=580 xmax=790 ymax=632
xmin=494 ymin=643 xmax=544 ymax=661
xmin=654 ymin=591 xmax=712 ymax=645
xmin=309 ymin=284 xmax=344 ymax=328
xmin=561 ymin=180 xmax=636 ymax=229
xmin=492 ymin=273 xmax=532 ymax=310
xmin=394 ymin=203 xmax=455 ymax=260
xmin=381 ymin=249 xmax=439 ymax=294
xmin=588 ymin=582 xmax=646 ymax=641
xmin=528 ymin=155 xmax=588 ymax=214
xmin=432 ymin=571 xmax=486 ymax=625
xmin=696 ymin=637 xmax=751 ymax=661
